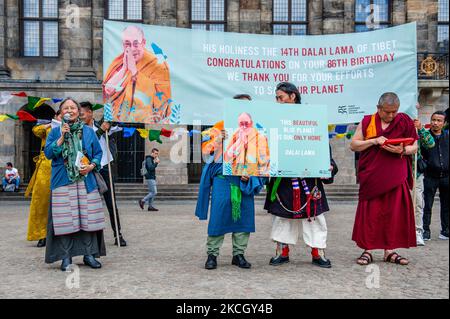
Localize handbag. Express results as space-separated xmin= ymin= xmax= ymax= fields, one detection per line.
xmin=417 ymin=157 xmax=427 ymax=175
xmin=94 ymin=171 xmax=108 ymax=195
xmin=82 ymin=148 xmax=108 ymax=195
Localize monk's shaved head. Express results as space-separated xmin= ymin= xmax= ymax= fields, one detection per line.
xmin=377 ymin=92 xmax=400 ymax=123
xmin=377 ymin=92 xmax=400 ymax=108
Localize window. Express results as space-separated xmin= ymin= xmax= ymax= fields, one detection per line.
xmin=438 ymin=0 xmax=449 ymax=51
xmin=106 ymin=0 xmax=143 ymax=21
xmin=190 ymin=0 xmax=226 ymax=31
xmin=355 ymin=0 xmax=391 ymax=32
xmin=21 ymin=0 xmax=59 ymax=57
xmin=272 ymin=0 xmax=308 ymax=35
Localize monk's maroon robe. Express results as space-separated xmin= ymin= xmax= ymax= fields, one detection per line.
xmin=352 ymin=113 xmax=418 ymax=250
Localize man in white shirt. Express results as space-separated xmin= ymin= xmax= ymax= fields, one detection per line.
xmin=80 ymin=102 xmax=127 ymax=247
xmin=2 ymin=162 xmax=20 ymax=192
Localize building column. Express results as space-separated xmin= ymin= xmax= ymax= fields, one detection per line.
xmin=239 ymin=0 xmax=261 ymax=34
xmin=154 ymin=0 xmax=177 ymax=26
xmin=322 ymin=0 xmax=345 ymax=34
xmin=309 ymin=0 xmax=323 ymax=35
xmin=407 ymin=0 xmax=436 ymax=52
xmin=0 ymin=0 xmax=10 ymax=78
xmin=65 ymin=0 xmax=97 ymax=80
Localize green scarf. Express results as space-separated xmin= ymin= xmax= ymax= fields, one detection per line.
xmin=270 ymin=177 xmax=282 ymax=202
xmin=62 ymin=119 xmax=85 ymax=183
xmin=230 ymin=184 xmax=242 ymax=222
xmin=218 ymin=175 xmax=243 ymax=222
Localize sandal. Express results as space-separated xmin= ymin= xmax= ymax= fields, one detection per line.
xmin=384 ymin=252 xmax=409 ymax=265
xmin=356 ymin=251 xmax=373 ymax=265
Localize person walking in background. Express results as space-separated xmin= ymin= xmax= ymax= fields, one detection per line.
xmin=139 ymin=148 xmax=160 ymax=212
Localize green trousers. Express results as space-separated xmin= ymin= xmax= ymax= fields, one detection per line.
xmin=207 ymin=232 xmax=250 ymax=257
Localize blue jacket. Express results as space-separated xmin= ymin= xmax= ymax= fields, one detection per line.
xmin=44 ymin=125 xmax=102 ymax=193
xmin=195 ymin=162 xmax=265 ymax=236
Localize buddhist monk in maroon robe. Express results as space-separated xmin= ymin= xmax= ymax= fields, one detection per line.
xmin=350 ymin=92 xmax=418 ymax=266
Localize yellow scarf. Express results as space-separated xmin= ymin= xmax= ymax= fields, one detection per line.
xmin=365 ymin=113 xmax=378 ymax=140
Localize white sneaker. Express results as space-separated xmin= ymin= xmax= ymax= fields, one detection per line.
xmin=416 ymin=232 xmax=425 ymax=246
xmin=438 ymin=233 xmax=449 ymax=240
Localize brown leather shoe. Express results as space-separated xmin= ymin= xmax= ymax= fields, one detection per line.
xmin=138 ymin=200 xmax=144 ymax=210
xmin=148 ymin=206 xmax=159 ymax=211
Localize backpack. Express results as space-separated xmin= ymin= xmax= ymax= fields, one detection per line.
xmin=140 ymin=159 xmax=147 ymax=177
xmin=4 ymin=183 xmax=15 ymax=192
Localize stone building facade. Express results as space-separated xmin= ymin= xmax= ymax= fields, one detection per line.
xmin=0 ymin=0 xmax=448 ymax=184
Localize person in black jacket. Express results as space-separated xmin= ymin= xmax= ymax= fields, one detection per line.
xmin=80 ymin=102 xmax=127 ymax=247
xmin=421 ymin=110 xmax=449 ymax=240
xmin=264 ymin=82 xmax=338 ymax=268
xmin=139 ymin=148 xmax=160 ymax=211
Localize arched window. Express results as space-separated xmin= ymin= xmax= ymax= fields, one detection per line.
xmin=21 ymin=0 xmax=59 ymax=57
xmin=272 ymin=0 xmax=308 ymax=35
xmin=190 ymin=0 xmax=226 ymax=31
xmin=355 ymin=0 xmax=391 ymax=32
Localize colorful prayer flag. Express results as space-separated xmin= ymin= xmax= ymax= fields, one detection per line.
xmin=123 ymin=127 xmax=136 ymax=138
xmin=137 ymin=128 xmax=149 ymax=139
xmin=189 ymin=130 xmax=201 ymax=137
xmin=149 ymin=130 xmax=162 ymax=143
xmin=160 ymin=128 xmax=172 ymax=138
xmin=0 ymin=114 xmax=9 ymax=122
xmin=335 ymin=125 xmax=348 ymax=134
xmin=6 ymin=114 xmax=19 ymax=120
xmin=17 ymin=110 xmax=37 ymax=122
xmin=93 ymin=103 xmax=104 ymax=111
xmin=0 ymin=92 xmax=14 ymax=105
xmin=27 ymin=96 xmax=50 ymax=111
xmin=11 ymin=92 xmax=27 ymax=97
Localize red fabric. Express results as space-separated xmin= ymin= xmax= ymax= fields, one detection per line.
xmin=293 ymin=187 xmax=301 ymax=212
xmin=160 ymin=127 xmax=172 ymax=137
xmin=358 ymin=113 xmax=418 ymax=201
xmin=11 ymin=92 xmax=27 ymax=97
xmin=16 ymin=110 xmax=36 ymax=122
xmin=311 ymin=248 xmax=320 ymax=258
xmin=281 ymin=245 xmax=290 ymax=257
xmin=352 ymin=180 xmax=416 ymax=250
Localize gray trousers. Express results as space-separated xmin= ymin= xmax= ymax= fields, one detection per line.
xmin=415 ymin=174 xmax=424 ymax=234
xmin=143 ymin=179 xmax=157 ymax=205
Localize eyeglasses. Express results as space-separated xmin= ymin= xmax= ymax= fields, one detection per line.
xmin=123 ymin=40 xmax=143 ymax=48
xmin=239 ymin=121 xmax=251 ymax=127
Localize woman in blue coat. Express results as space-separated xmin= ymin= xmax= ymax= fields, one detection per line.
xmin=44 ymin=98 xmax=106 ymax=271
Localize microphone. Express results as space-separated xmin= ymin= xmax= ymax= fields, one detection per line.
xmin=62 ymin=113 xmax=71 ymax=138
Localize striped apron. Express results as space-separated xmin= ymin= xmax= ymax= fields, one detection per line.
xmin=51 ymin=181 xmax=105 ymax=236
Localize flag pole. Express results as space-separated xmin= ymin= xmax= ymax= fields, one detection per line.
xmin=105 ymin=129 xmax=121 ymax=247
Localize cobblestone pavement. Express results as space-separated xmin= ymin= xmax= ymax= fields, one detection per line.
xmin=0 ymin=200 xmax=448 ymax=299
